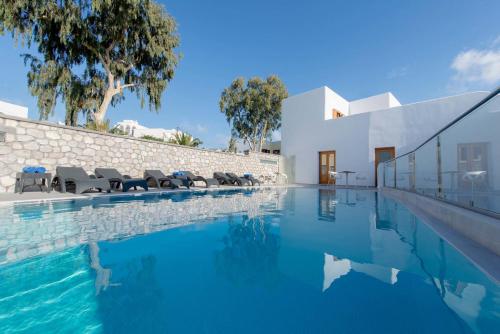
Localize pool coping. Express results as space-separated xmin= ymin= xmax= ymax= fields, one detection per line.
xmin=381 ymin=187 xmax=500 ymax=283
xmin=0 ymin=184 xmax=300 ymax=206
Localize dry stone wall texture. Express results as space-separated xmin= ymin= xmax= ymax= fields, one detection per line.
xmin=0 ymin=113 xmax=282 ymax=192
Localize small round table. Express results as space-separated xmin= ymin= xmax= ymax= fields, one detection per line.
xmin=339 ymin=171 xmax=356 ymax=186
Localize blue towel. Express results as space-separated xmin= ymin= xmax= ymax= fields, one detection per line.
xmin=22 ymin=166 xmax=46 ymax=174
xmin=173 ymin=171 xmax=185 ymax=177
xmin=243 ymin=173 xmax=252 ymax=177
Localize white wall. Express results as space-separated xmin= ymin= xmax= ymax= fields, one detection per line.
xmin=349 ymin=92 xmax=401 ymax=115
xmin=324 ymin=86 xmax=349 ymax=120
xmin=282 ymin=89 xmax=489 ymax=186
xmin=0 ymin=100 xmax=28 ymax=118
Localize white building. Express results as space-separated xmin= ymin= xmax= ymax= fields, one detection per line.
xmin=113 ymin=120 xmax=179 ymax=141
xmin=0 ymin=100 xmax=28 ymax=118
xmin=281 ymin=86 xmax=489 ymax=186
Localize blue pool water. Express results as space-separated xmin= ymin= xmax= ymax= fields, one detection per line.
xmin=0 ymin=187 xmax=498 ymax=333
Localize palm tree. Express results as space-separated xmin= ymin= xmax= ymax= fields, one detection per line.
xmin=168 ymin=131 xmax=202 ymax=147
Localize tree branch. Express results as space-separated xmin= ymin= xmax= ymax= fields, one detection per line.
xmin=120 ymin=83 xmax=136 ymax=89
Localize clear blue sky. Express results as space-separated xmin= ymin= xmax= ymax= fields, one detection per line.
xmin=1 ymin=0 xmax=499 ymax=148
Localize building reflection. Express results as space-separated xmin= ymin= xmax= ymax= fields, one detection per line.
xmin=323 ymin=253 xmax=399 ymax=292
xmin=318 ymin=189 xmax=337 ymax=221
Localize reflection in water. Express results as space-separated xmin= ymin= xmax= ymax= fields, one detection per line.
xmin=0 ymin=187 xmax=498 ymax=333
xmin=215 ymin=215 xmax=280 ymax=286
xmin=323 ymin=253 xmax=399 ymax=291
xmin=318 ymin=189 xmax=337 ymax=221
xmin=0 ymin=188 xmax=287 ymax=265
xmin=97 ymin=254 xmax=167 ymax=333
xmin=89 ymin=242 xmax=119 ymax=295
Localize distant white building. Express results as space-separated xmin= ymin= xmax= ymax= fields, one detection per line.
xmin=281 ymin=86 xmax=489 ymax=186
xmin=0 ymin=100 xmax=28 ymax=118
xmin=113 ymin=120 xmax=179 ymax=141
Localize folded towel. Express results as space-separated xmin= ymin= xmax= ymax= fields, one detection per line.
xmin=243 ymin=173 xmax=252 ymax=177
xmin=22 ymin=166 xmax=46 ymax=174
xmin=173 ymin=171 xmax=185 ymax=177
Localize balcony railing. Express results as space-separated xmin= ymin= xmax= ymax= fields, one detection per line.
xmin=379 ymin=87 xmax=500 ymax=218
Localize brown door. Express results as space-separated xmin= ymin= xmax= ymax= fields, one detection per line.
xmin=319 ymin=151 xmax=336 ymax=184
xmin=375 ymin=147 xmax=395 ymax=186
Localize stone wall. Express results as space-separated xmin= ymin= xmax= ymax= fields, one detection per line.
xmin=0 ymin=113 xmax=283 ymax=192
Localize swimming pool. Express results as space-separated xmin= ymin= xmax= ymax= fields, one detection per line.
xmin=0 ymin=187 xmax=498 ymax=333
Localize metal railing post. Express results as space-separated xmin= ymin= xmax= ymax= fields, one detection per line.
xmin=437 ymin=135 xmax=443 ymax=198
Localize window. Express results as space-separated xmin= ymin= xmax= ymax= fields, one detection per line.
xmin=332 ymin=109 xmax=344 ymax=119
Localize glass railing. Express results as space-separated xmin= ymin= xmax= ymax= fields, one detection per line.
xmin=380 ymin=88 xmax=500 ymax=217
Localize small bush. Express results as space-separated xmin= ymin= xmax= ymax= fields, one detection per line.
xmin=141 ymin=135 xmax=164 ymax=142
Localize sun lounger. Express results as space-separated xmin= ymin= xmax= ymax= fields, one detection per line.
xmin=213 ymin=172 xmax=233 ymax=185
xmin=53 ymin=166 xmax=111 ymax=194
xmin=225 ymin=172 xmax=252 ymax=186
xmin=213 ymin=172 xmax=249 ymax=186
xmin=243 ymin=174 xmax=261 ymax=186
xmin=144 ymin=170 xmax=187 ymax=189
xmin=95 ymin=168 xmax=148 ymax=192
xmin=176 ymin=171 xmax=219 ymax=188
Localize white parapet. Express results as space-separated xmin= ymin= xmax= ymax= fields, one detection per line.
xmin=0 ymin=100 xmax=28 ymax=118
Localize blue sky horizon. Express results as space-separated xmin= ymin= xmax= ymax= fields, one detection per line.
xmin=0 ymin=0 xmax=499 ymax=148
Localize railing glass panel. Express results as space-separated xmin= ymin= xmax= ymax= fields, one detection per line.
xmin=439 ymin=93 xmax=500 ymax=213
xmin=415 ymin=137 xmax=438 ymax=197
xmin=384 ymin=159 xmax=395 ymax=188
xmin=381 ymin=90 xmax=500 ymax=216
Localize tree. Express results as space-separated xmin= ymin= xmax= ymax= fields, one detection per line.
xmin=0 ymin=0 xmax=180 ymax=128
xmin=219 ymin=75 xmax=287 ymax=152
xmin=168 ymin=131 xmax=202 ymax=147
xmin=227 ymin=137 xmax=237 ymax=153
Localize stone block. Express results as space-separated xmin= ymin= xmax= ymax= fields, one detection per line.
xmin=0 ymin=146 xmax=12 ymax=154
xmin=29 ymin=128 xmax=45 ymax=139
xmin=46 ymin=131 xmax=61 ymax=140
xmin=61 ymin=134 xmax=73 ymax=141
xmin=23 ymin=141 xmax=39 ymax=150
xmin=39 ymin=146 xmax=53 ymax=153
xmin=16 ymin=135 xmax=34 ymax=142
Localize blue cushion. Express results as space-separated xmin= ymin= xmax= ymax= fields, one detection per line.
xmin=22 ymin=166 xmax=46 ymax=174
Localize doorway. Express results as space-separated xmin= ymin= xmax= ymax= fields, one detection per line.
xmin=375 ymin=147 xmax=395 ymax=186
xmin=319 ymin=151 xmax=336 ymax=184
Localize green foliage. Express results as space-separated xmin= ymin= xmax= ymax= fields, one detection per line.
xmin=141 ymin=135 xmax=164 ymax=142
xmin=227 ymin=137 xmax=237 ymax=153
xmin=109 ymin=127 xmax=128 ymax=136
xmin=168 ymin=131 xmax=202 ymax=147
xmin=219 ymin=75 xmax=287 ymax=151
xmin=0 ymin=0 xmax=180 ymax=128
xmin=85 ymin=119 xmax=110 ymax=132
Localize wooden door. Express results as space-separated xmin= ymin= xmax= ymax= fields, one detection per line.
xmin=319 ymin=151 xmax=336 ymax=184
xmin=375 ymin=147 xmax=395 ymax=186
